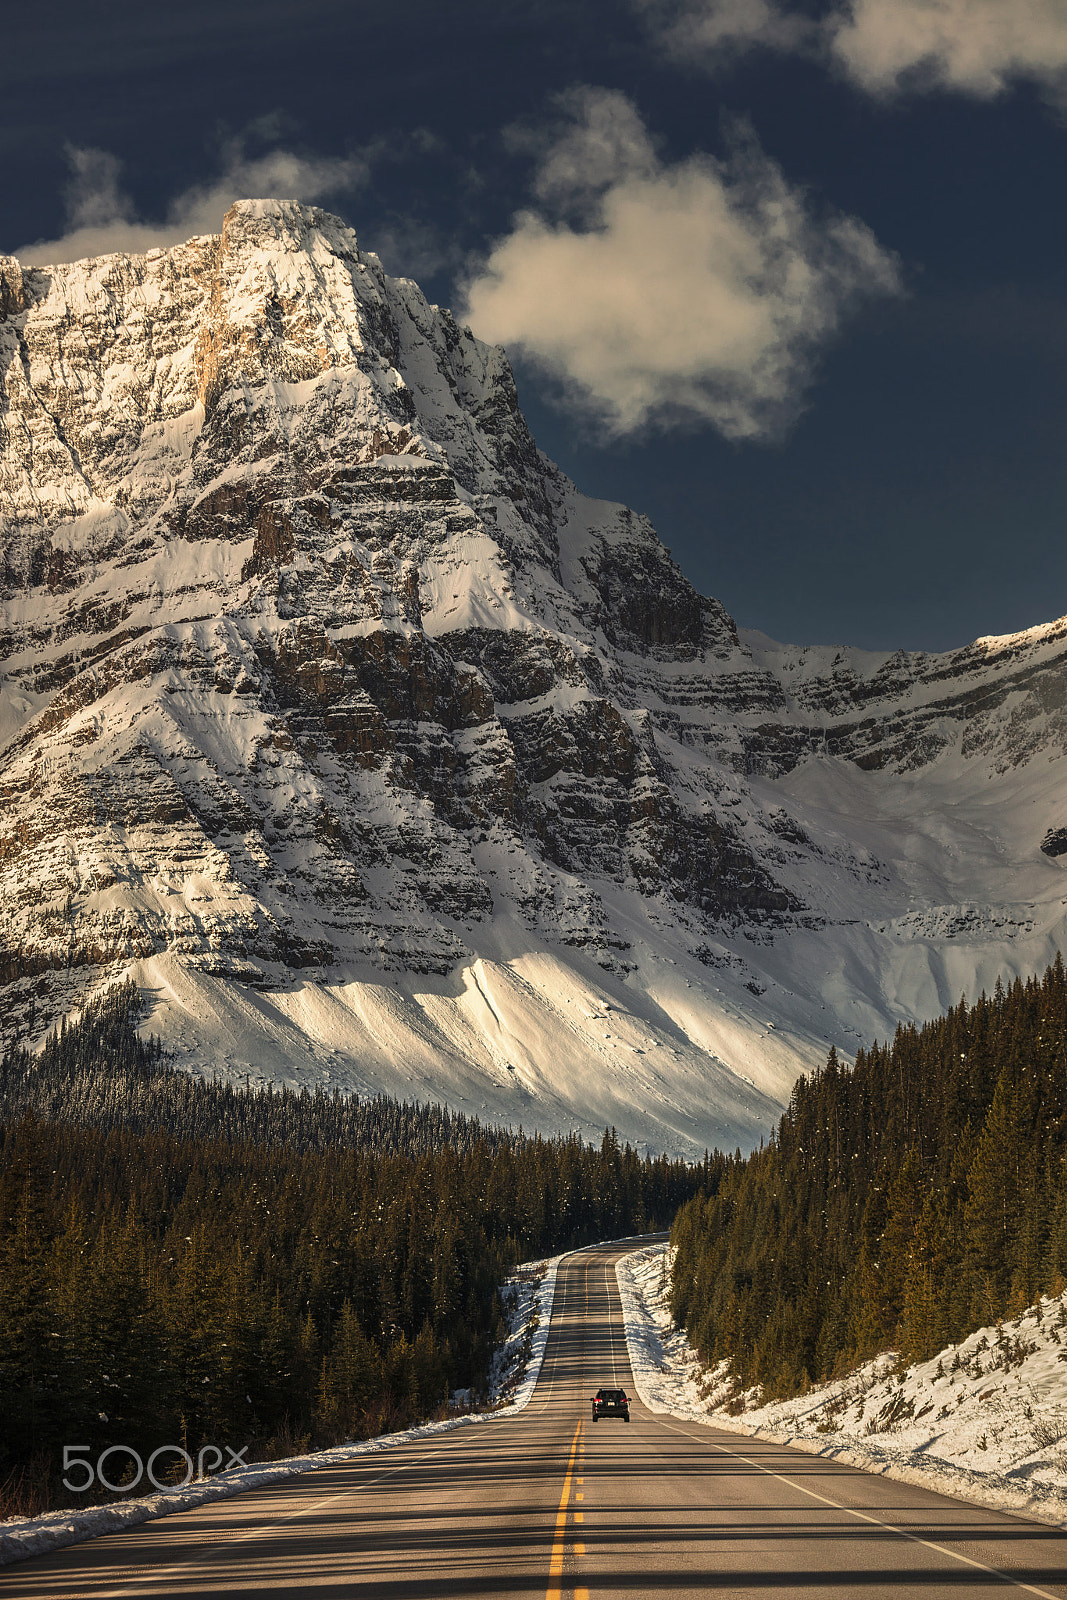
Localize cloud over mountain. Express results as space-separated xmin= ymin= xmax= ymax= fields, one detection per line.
xmin=461 ymin=89 xmax=900 ymax=439
xmin=12 ymin=127 xmax=369 ymax=265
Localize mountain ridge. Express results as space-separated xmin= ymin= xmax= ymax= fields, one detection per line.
xmin=2 ymin=198 xmax=1065 ymax=1157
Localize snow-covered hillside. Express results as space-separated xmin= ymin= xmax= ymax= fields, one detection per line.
xmin=620 ymin=1245 xmax=1067 ymax=1528
xmin=2 ymin=199 xmax=1067 ymax=1156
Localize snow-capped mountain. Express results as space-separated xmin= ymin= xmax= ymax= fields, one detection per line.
xmin=2 ymin=199 xmax=1066 ymax=1158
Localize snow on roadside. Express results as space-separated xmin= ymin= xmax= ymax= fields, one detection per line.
xmin=0 ymin=1252 xmax=566 ymax=1567
xmin=617 ymin=1243 xmax=1067 ymax=1529
xmin=489 ymin=1252 xmax=561 ymax=1409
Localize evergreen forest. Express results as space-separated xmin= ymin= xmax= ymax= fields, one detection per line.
xmin=671 ymin=955 xmax=1067 ymax=1400
xmin=0 ymin=988 xmax=696 ymax=1514
xmin=0 ymin=983 xmax=512 ymax=1155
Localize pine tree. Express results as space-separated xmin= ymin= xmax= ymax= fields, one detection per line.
xmin=964 ymin=1064 xmax=1023 ymax=1319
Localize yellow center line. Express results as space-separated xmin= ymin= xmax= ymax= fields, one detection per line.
xmin=547 ymin=1418 xmax=584 ymax=1600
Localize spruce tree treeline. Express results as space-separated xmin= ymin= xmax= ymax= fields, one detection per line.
xmin=0 ymin=982 xmax=512 ymax=1156
xmin=0 ymin=988 xmax=696 ymax=1511
xmin=671 ymin=954 xmax=1067 ymax=1398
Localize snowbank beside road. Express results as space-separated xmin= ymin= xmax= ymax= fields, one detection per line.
xmin=489 ymin=1252 xmax=562 ymax=1409
xmin=617 ymin=1243 xmax=1067 ymax=1529
xmin=0 ymin=1252 xmax=564 ymax=1567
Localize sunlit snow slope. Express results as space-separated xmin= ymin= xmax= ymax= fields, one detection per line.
xmin=2 ymin=200 xmax=1066 ymax=1157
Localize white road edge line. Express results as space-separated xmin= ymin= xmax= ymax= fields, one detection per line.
xmin=658 ymin=1417 xmax=1065 ymax=1600
xmin=613 ymin=1239 xmax=1065 ymax=1600
xmin=95 ymin=1251 xmax=584 ymax=1597
xmin=603 ymin=1261 xmax=620 ymax=1390
xmin=92 ymin=1443 xmax=465 ymax=1600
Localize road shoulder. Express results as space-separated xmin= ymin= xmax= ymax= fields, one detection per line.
xmin=616 ymin=1241 xmax=1067 ymax=1531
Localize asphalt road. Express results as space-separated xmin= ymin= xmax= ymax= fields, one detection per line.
xmin=6 ymin=1240 xmax=1067 ymax=1598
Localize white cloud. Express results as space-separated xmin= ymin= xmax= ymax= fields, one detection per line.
xmin=638 ymin=0 xmax=1067 ymax=100
xmin=461 ymin=89 xmax=900 ymax=440
xmin=525 ymin=88 xmax=660 ymax=212
xmin=11 ymin=130 xmax=370 ymax=265
xmin=830 ymin=0 xmax=1067 ymax=98
xmin=635 ymin=0 xmax=816 ymax=64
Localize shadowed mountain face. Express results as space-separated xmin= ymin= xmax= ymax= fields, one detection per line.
xmin=2 ymin=199 xmax=1066 ymax=1157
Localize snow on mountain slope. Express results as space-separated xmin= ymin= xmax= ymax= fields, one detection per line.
xmin=2 ymin=200 xmax=1067 ymax=1157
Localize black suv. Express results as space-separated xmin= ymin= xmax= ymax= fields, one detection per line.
xmin=591 ymin=1387 xmax=630 ymax=1422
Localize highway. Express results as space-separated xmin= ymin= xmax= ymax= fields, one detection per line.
xmin=5 ymin=1240 xmax=1067 ymax=1598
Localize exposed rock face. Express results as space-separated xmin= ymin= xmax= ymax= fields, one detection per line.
xmin=3 ymin=199 xmax=1067 ymax=1156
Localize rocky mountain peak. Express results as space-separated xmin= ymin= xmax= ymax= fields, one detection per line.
xmin=2 ymin=201 xmax=1067 ymax=1157
xmin=0 ymin=257 xmax=27 ymax=319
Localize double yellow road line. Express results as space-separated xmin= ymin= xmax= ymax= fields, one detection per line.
xmin=547 ymin=1418 xmax=587 ymax=1600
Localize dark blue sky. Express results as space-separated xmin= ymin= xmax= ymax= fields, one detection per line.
xmin=4 ymin=0 xmax=1065 ymax=650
